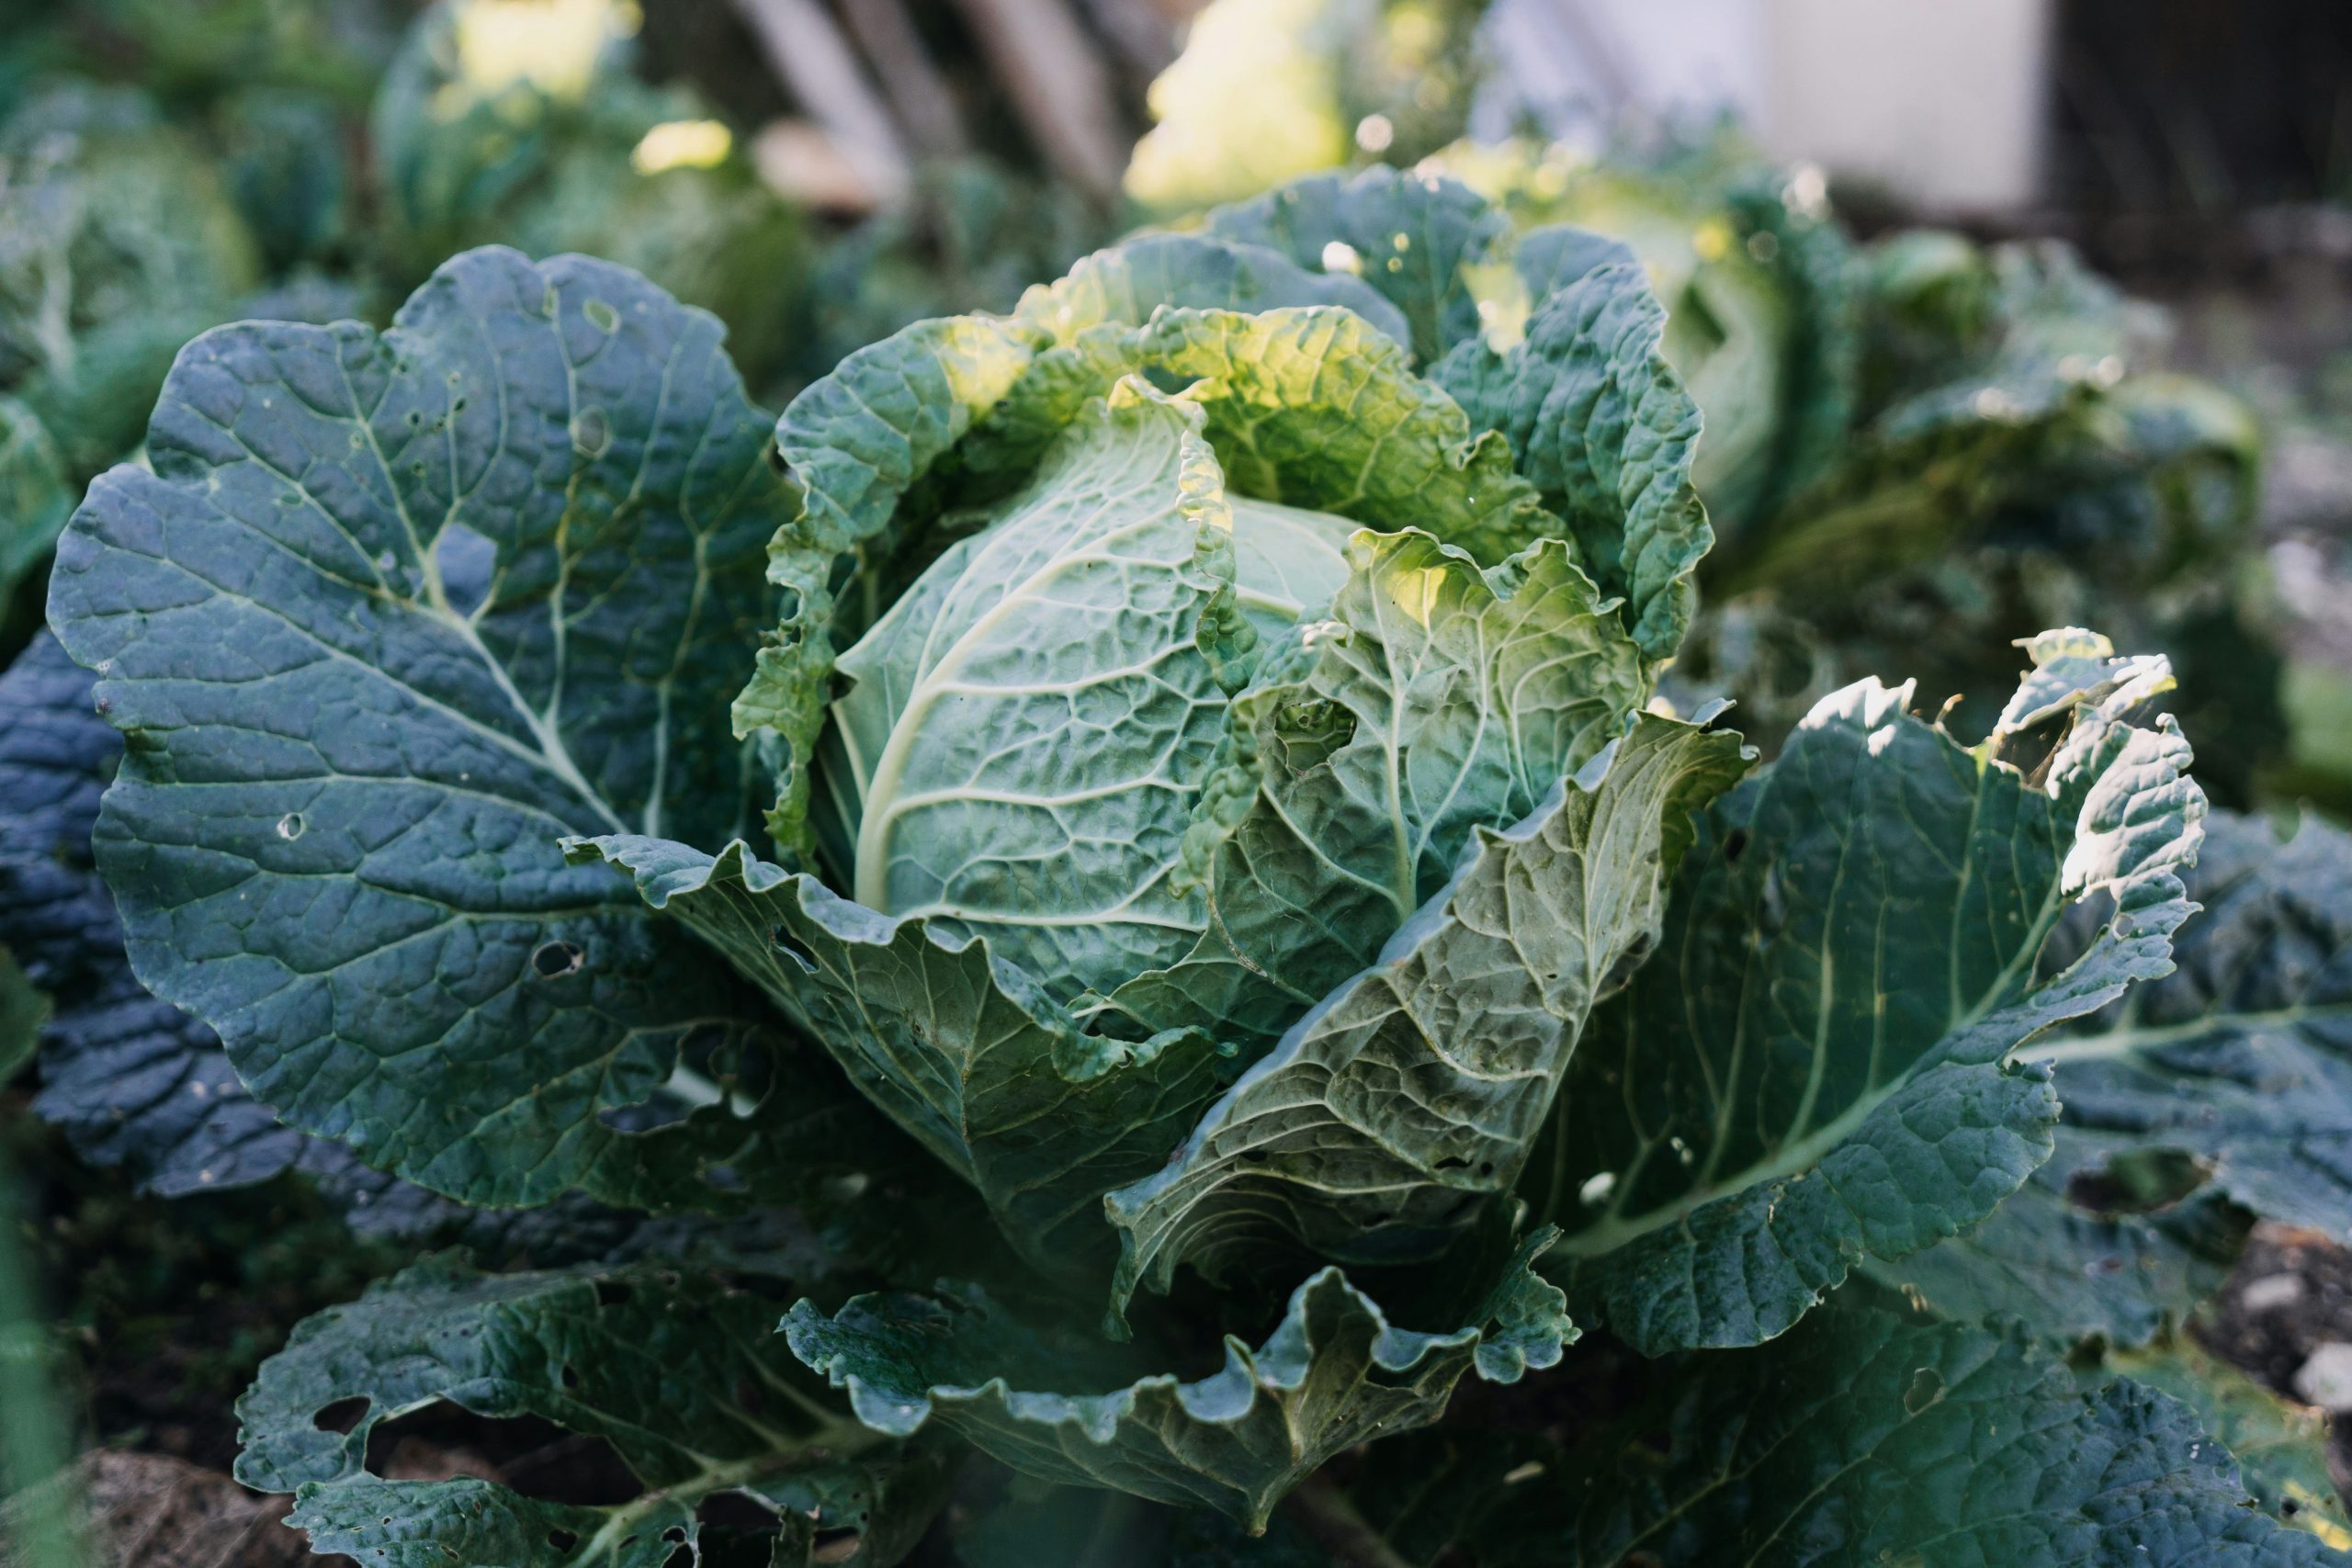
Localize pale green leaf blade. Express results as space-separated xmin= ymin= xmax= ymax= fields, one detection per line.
xmin=239 ymin=1258 xmax=950 ymax=1567
xmin=972 ymin=308 xmax=1560 ymax=571
xmin=783 ymin=1234 xmax=1570 ymax=1531
xmin=1532 ymin=649 xmax=2205 ymax=1354
xmin=1013 ymin=231 xmax=1412 ymax=349
xmin=1104 ymin=714 xmax=1747 ymax=1319
xmin=564 ymin=834 xmax=1227 ymax=1276
xmin=827 ymin=384 xmax=1244 ymax=999
xmin=734 ymin=314 xmax=1040 ymax=857
xmin=45 ymin=246 xmax=899 ymax=1213
xmin=1102 ymin=532 xmax=1651 ymax=1049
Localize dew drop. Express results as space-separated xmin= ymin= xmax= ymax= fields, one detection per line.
xmin=276 ymin=812 xmax=306 ymax=840
xmin=1578 ymin=1171 xmax=1616 ymax=1206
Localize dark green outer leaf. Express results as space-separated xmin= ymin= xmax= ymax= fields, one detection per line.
xmin=240 ymin=1258 xmax=949 ymax=1567
xmin=1863 ymin=1153 xmax=2248 ymax=1349
xmin=1104 ymin=714 xmax=1747 ymax=1320
xmin=1344 ymin=1304 xmax=2352 ymax=1567
xmin=2030 ymin=808 xmax=2352 ymax=1235
xmin=1532 ymin=654 xmax=2204 ymax=1354
xmin=2105 ymin=1337 xmax=2351 ymax=1544
xmin=784 ymin=1232 xmax=1570 ymax=1532
xmin=46 ymin=245 xmax=903 ymax=1214
xmin=0 ymin=630 xmax=336 ymax=1193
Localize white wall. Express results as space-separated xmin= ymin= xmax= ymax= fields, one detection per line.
xmin=1762 ymin=0 xmax=2052 ymax=209
xmin=1478 ymin=0 xmax=2055 ymax=211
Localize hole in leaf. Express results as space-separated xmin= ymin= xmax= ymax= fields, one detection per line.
xmin=591 ymin=1280 xmax=635 ymax=1310
xmin=1722 ymin=828 xmax=1750 ymax=863
xmin=532 ymin=941 xmax=584 ymax=979
xmin=2066 ymin=1148 xmax=2212 ymax=1214
xmin=547 ymin=1529 xmax=578 ymax=1551
xmin=1902 ymin=1367 xmax=1945 ymax=1415
xmin=663 ymin=1526 xmax=688 ymax=1544
xmin=435 ymin=522 xmax=497 ymax=616
xmin=1434 ymin=1156 xmax=1470 ymax=1171
xmin=582 ymin=299 xmax=619 ymax=333
xmin=275 ymin=812 xmax=306 ymax=841
xmin=361 ymin=1405 xmax=642 ymax=1506
xmin=770 ymin=927 xmax=817 ymax=974
xmin=560 ymin=1365 xmax=581 ymax=1391
xmin=312 ymin=1397 xmax=368 ymax=1435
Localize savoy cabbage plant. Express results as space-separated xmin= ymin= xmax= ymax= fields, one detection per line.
xmin=30 ymin=167 xmax=2352 ymax=1564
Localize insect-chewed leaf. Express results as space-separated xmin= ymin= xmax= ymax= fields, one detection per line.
xmin=1531 ymin=637 xmax=2204 ymax=1355
xmin=239 ymin=1258 xmax=950 ymax=1566
xmin=2028 ymin=807 xmax=2352 ymax=1239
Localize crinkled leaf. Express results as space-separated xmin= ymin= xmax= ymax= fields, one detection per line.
xmin=47 ymin=246 xmax=907 ymax=1215
xmin=1203 ymin=167 xmax=1510 ymax=363
xmin=0 ymin=631 xmax=317 ymax=1193
xmin=1102 ymin=530 xmax=1650 ymax=1049
xmin=1013 ymin=231 xmax=1411 ymax=349
xmin=1338 ymin=1303 xmax=2352 ymax=1566
xmin=1432 ymin=255 xmax=1712 ymax=660
xmin=2105 ymin=1337 xmax=2351 ymax=1544
xmin=973 ymin=308 xmax=1559 ymax=572
xmin=783 ymin=1232 xmax=1570 ymax=1531
xmin=565 ymin=832 xmax=1227 ymax=1276
xmin=735 ymin=313 xmax=1040 ymax=857
xmin=240 ymin=1258 xmax=949 ymax=1566
xmin=1863 ymin=1150 xmax=2249 ymax=1349
xmin=1105 ymin=714 xmax=1747 ymax=1320
xmin=2030 ymin=807 xmax=2352 ymax=1236
xmin=1531 ymin=645 xmax=2204 ymax=1354
xmin=820 ymin=384 xmax=1247 ymax=998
